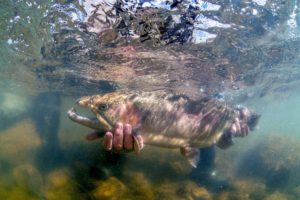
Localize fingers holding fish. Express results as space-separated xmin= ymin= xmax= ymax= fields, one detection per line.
xmin=230 ymin=118 xmax=241 ymax=136
xmin=241 ymin=123 xmax=250 ymax=136
xmin=230 ymin=108 xmax=252 ymax=137
xmin=85 ymin=123 xmax=137 ymax=152
xmin=102 ymin=123 xmax=142 ymax=152
xmin=124 ymin=124 xmax=134 ymax=150
xmin=238 ymin=108 xmax=251 ymax=136
xmin=113 ymin=122 xmax=124 ymax=150
xmin=103 ymin=131 xmax=113 ymax=150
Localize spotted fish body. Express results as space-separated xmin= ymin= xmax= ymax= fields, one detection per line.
xmin=68 ymin=91 xmax=257 ymax=167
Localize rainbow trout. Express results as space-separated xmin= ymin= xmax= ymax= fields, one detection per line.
xmin=67 ymin=91 xmax=259 ymax=167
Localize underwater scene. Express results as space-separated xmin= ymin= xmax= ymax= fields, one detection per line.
xmin=1 ymin=0 xmax=300 ymax=199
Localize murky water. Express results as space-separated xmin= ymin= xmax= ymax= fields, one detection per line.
xmin=0 ymin=0 xmax=300 ymax=199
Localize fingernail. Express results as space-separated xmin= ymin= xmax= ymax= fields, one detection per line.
xmin=104 ymin=133 xmax=113 ymax=150
xmin=116 ymin=122 xmax=123 ymax=129
xmin=115 ymin=129 xmax=121 ymax=136
xmin=124 ymin=124 xmax=131 ymax=132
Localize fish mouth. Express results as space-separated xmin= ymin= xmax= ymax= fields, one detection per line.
xmin=67 ymin=103 xmax=113 ymax=131
xmin=67 ymin=107 xmax=105 ymax=130
xmin=91 ymin=109 xmax=114 ymax=131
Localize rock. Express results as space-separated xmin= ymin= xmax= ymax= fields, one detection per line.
xmin=233 ymin=179 xmax=267 ymax=199
xmin=0 ymin=184 xmax=40 ymax=200
xmin=44 ymin=168 xmax=80 ymax=200
xmin=215 ymin=179 xmax=268 ymax=200
xmin=264 ymin=192 xmax=289 ymax=200
xmin=47 ymin=169 xmax=70 ymax=188
xmin=155 ymin=180 xmax=212 ymax=200
xmin=12 ymin=163 xmax=43 ymax=194
xmin=216 ymin=191 xmax=250 ymax=200
xmin=154 ymin=182 xmax=182 ymax=200
xmin=124 ymin=172 xmax=155 ymax=200
xmin=187 ymin=182 xmax=211 ymax=200
xmin=0 ymin=119 xmax=41 ymax=164
xmin=0 ymin=166 xmax=40 ymax=200
xmin=92 ymin=177 xmax=127 ymax=200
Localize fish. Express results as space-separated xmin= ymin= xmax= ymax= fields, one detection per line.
xmin=67 ymin=91 xmax=259 ymax=167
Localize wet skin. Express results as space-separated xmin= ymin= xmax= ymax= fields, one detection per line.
xmin=86 ymin=107 xmax=252 ymax=152
xmin=86 ymin=123 xmax=144 ymax=152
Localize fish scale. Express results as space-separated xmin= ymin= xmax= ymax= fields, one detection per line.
xmin=68 ymin=91 xmax=259 ymax=167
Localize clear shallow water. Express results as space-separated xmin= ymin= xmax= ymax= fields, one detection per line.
xmin=0 ymin=0 xmax=300 ymax=199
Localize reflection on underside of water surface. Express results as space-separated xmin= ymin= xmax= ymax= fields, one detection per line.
xmin=0 ymin=0 xmax=300 ymax=199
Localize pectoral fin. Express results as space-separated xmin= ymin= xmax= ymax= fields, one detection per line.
xmin=132 ymin=124 xmax=143 ymax=154
xmin=133 ymin=136 xmax=141 ymax=154
xmin=180 ymin=146 xmax=200 ymax=168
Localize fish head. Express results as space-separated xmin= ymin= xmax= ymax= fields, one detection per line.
xmin=76 ymin=92 xmax=139 ymax=130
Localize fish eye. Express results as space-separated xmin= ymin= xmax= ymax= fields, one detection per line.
xmin=98 ymin=103 xmax=109 ymax=111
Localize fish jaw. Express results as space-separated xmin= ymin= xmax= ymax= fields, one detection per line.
xmin=67 ymin=107 xmax=105 ymax=131
xmin=74 ymin=93 xmax=124 ymax=131
xmin=71 ymin=93 xmax=143 ymax=134
xmin=68 ymin=94 xmax=116 ymax=131
xmin=67 ymin=105 xmax=143 ymax=153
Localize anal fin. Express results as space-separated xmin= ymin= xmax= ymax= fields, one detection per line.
xmin=180 ymin=146 xmax=200 ymax=168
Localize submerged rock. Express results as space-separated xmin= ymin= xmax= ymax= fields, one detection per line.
xmin=92 ymin=177 xmax=127 ymax=200
xmin=124 ymin=172 xmax=155 ymax=200
xmin=12 ymin=163 xmax=43 ymax=196
xmin=0 ymin=184 xmax=40 ymax=200
xmin=232 ymin=179 xmax=267 ymax=200
xmin=158 ymin=181 xmax=212 ymax=200
xmin=0 ymin=119 xmax=41 ymax=164
xmin=264 ymin=192 xmax=290 ymax=200
xmin=44 ymin=168 xmax=80 ymax=200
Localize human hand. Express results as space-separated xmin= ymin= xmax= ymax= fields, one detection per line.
xmin=86 ymin=122 xmax=144 ymax=152
xmin=230 ymin=107 xmax=255 ymax=137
